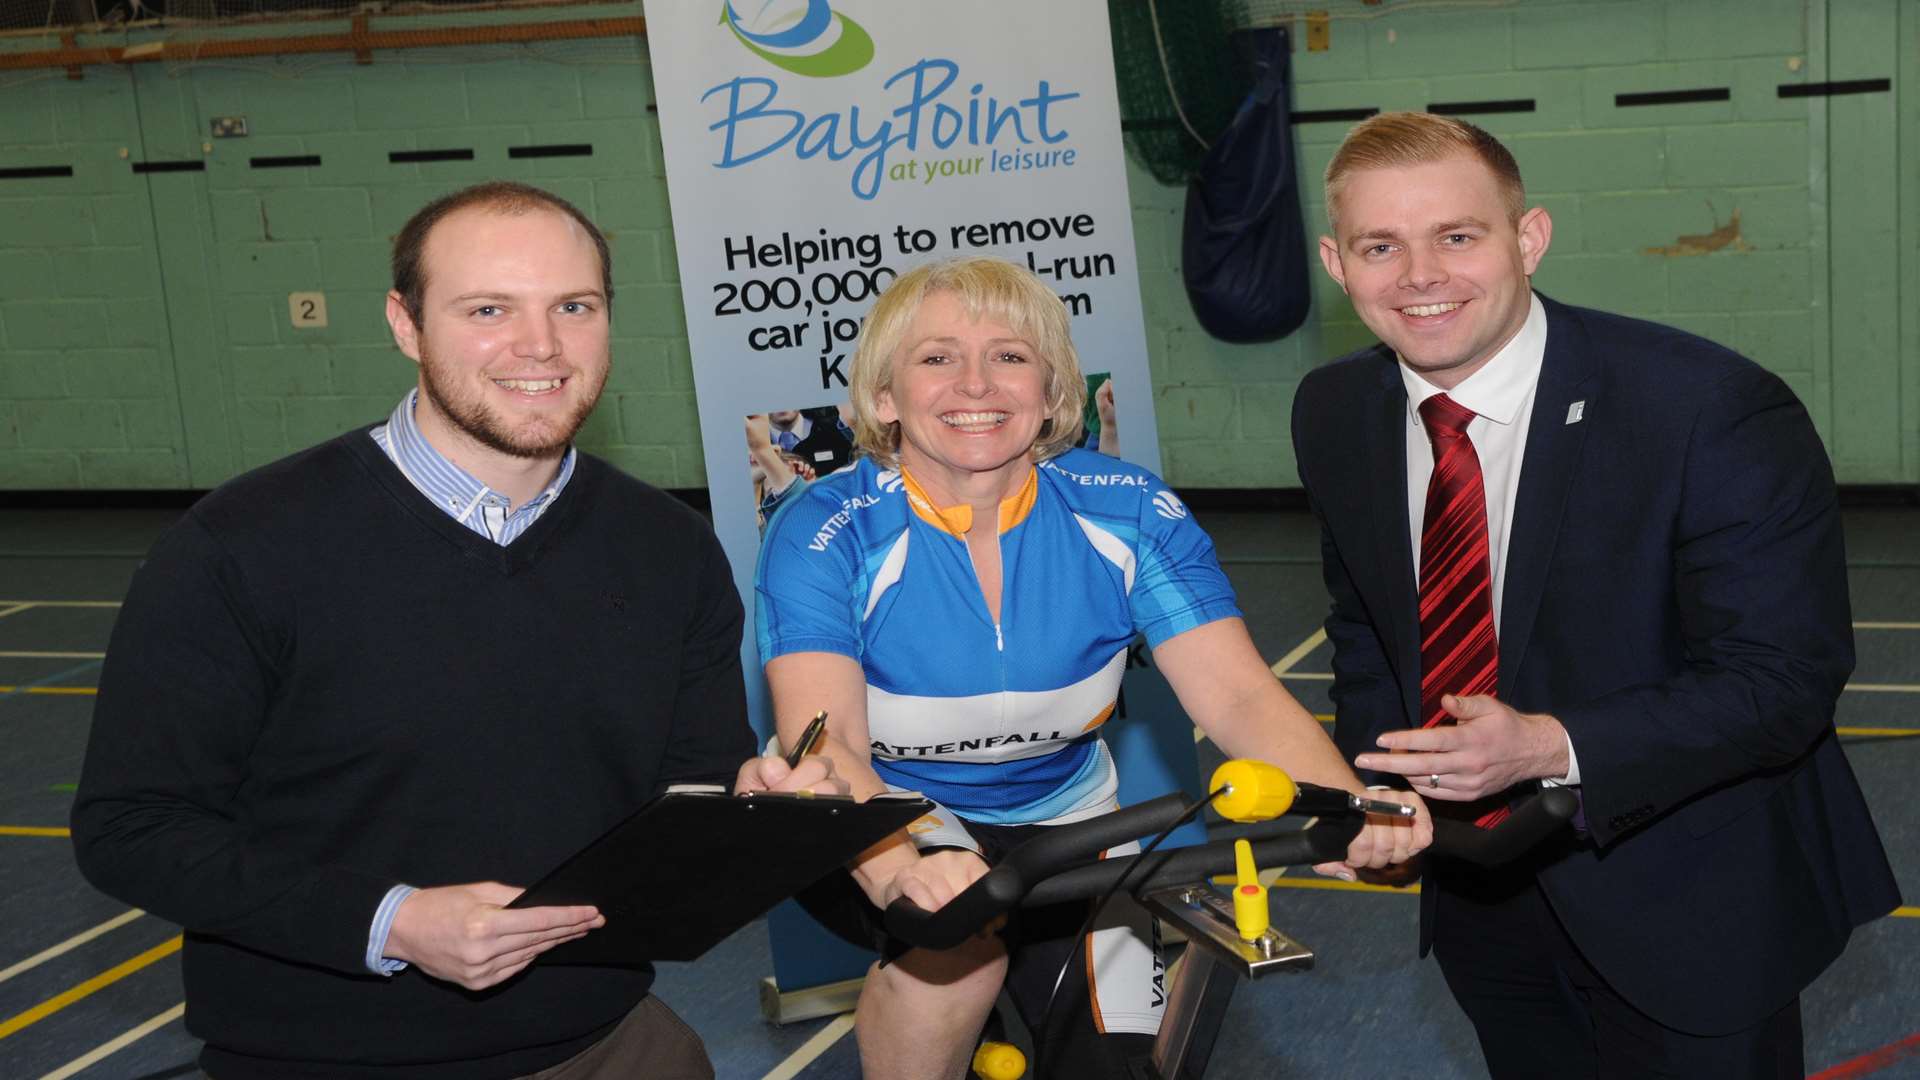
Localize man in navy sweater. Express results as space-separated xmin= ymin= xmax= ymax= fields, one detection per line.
xmin=72 ymin=182 xmax=837 ymax=1079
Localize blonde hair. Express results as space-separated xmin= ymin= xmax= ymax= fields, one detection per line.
xmin=848 ymin=257 xmax=1086 ymax=467
xmin=1324 ymin=111 xmax=1526 ymax=231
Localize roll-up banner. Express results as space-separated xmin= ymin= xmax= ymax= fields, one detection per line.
xmin=644 ymin=0 xmax=1203 ymax=1006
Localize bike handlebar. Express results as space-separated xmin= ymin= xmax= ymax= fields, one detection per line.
xmin=880 ymin=793 xmax=1190 ymax=951
xmin=882 ymin=786 xmax=1579 ymax=951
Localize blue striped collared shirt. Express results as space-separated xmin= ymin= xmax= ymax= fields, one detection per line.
xmin=361 ymin=388 xmax=578 ymax=974
xmin=369 ymin=388 xmax=577 ymax=544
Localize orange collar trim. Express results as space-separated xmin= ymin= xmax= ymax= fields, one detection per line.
xmin=898 ymin=465 xmax=1038 ymax=537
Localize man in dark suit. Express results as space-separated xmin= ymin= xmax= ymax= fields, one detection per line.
xmin=1293 ymin=112 xmax=1900 ymax=1076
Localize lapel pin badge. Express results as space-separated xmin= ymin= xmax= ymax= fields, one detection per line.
xmin=1565 ymin=400 xmax=1586 ymax=425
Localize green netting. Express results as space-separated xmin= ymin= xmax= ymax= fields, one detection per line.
xmin=1106 ymin=0 xmax=1246 ymax=185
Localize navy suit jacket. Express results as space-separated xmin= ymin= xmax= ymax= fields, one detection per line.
xmin=1292 ymin=295 xmax=1899 ymax=1035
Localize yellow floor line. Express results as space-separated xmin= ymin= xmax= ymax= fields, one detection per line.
xmin=1291 ymin=717 xmax=1902 ymax=735
xmin=0 ymin=601 xmax=120 ymax=608
xmin=0 ymin=910 xmax=144 ymax=986
xmin=0 ymin=651 xmax=105 ymax=660
xmin=0 ymin=827 xmax=71 ymax=838
xmin=0 ymin=936 xmax=182 ymax=1041
xmin=1275 ymin=673 xmax=1915 ymax=691
xmin=1854 ymin=622 xmax=1920 ymax=630
xmin=38 ymin=1003 xmax=185 ymax=1080
xmin=1267 ymin=628 xmax=1327 ymax=677
xmin=0 ymin=603 xmax=36 ymax=619
xmin=0 ymin=686 xmax=97 ymax=696
xmin=1269 ymin=876 xmax=1419 ymax=895
xmin=1261 ymin=886 xmax=1918 ymax=911
xmin=761 ymin=1012 xmax=856 ymax=1080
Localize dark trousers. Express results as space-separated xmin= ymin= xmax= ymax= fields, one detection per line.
xmin=1431 ymin=865 xmax=1802 ymax=1079
xmin=518 ymin=995 xmax=713 ymax=1080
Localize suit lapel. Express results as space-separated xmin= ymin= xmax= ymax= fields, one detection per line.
xmin=1365 ymin=356 xmax=1423 ymax=724
xmin=1499 ymin=299 xmax=1599 ymax=696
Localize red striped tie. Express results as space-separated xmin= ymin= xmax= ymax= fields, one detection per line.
xmin=1417 ymin=394 xmax=1508 ymax=828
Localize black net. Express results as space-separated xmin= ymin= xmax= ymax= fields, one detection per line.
xmin=1106 ymin=0 xmax=1248 ymax=185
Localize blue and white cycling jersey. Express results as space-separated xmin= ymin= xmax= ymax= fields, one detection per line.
xmin=755 ymin=448 xmax=1240 ymax=845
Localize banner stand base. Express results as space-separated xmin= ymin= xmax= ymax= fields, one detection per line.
xmin=758 ymin=974 xmax=864 ymax=1026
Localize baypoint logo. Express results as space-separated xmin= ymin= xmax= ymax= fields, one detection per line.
xmin=721 ymin=0 xmax=875 ymax=78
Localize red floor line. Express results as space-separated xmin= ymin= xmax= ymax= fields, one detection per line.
xmin=1809 ymin=1031 xmax=1920 ymax=1080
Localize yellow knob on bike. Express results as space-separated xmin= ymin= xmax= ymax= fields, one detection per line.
xmin=1209 ymin=759 xmax=1297 ymax=823
xmin=972 ymin=1040 xmax=1027 ymax=1079
xmin=1232 ymin=838 xmax=1270 ymax=941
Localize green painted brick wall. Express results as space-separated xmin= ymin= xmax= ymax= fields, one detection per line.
xmin=1146 ymin=0 xmax=1912 ymax=486
xmin=0 ymin=0 xmax=1913 ymax=490
xmin=0 ymin=67 xmax=187 ymax=488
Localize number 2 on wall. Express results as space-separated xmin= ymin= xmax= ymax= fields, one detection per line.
xmin=288 ymin=291 xmax=329 ymax=329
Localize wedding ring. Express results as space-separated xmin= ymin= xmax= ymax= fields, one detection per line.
xmin=1426 ymin=774 xmax=1441 ymax=789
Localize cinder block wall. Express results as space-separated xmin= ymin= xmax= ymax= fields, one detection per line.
xmin=1 ymin=0 xmax=1913 ymax=490
xmin=1138 ymin=0 xmax=1915 ymax=487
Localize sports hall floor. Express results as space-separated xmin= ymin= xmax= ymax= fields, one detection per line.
xmin=1 ymin=502 xmax=1914 ymax=1079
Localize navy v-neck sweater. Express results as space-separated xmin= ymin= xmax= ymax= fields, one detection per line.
xmin=73 ymin=430 xmax=755 ymax=1079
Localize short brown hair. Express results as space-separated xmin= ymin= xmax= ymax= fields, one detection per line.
xmin=1324 ymin=112 xmax=1526 ymax=231
xmin=848 ymin=257 xmax=1086 ymax=468
xmin=391 ymin=181 xmax=613 ymax=326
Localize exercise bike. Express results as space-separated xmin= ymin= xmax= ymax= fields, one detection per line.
xmin=884 ymin=760 xmax=1579 ymax=1080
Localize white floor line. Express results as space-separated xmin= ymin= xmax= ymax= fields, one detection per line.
xmin=1854 ymin=621 xmax=1920 ymax=630
xmin=37 ymin=1002 xmax=184 ymax=1080
xmin=1276 ymin=671 xmax=1334 ymax=680
xmin=761 ymin=1012 xmax=856 ymax=1080
xmin=1267 ymin=627 xmax=1327 ymax=677
xmin=0 ymin=651 xmax=106 ymax=660
xmin=0 ymin=601 xmax=120 ymax=608
xmin=0 ymin=910 xmax=144 ymax=986
xmin=0 ymin=603 xmax=37 ymax=619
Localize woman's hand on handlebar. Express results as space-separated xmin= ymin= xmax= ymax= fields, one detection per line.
xmin=1313 ymin=789 xmax=1431 ymax=882
xmin=879 ymin=849 xmax=993 ymax=913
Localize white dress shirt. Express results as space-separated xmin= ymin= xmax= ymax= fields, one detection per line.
xmin=1397 ymin=293 xmax=1580 ymax=784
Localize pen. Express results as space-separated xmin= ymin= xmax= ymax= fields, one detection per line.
xmin=784 ymin=710 xmax=828 ymax=769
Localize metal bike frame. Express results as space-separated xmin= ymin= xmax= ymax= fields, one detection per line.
xmin=1135 ymin=883 xmax=1315 ymax=1079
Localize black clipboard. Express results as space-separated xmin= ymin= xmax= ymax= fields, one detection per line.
xmin=509 ymin=790 xmax=932 ymax=964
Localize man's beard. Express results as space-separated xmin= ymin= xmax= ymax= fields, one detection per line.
xmin=418 ymin=344 xmax=604 ymax=459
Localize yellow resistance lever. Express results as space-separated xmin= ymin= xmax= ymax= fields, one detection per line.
xmin=1231 ymin=838 xmax=1270 ymax=941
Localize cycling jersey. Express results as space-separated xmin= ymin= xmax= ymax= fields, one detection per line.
xmin=758 ymin=446 xmax=1237 ymax=1040
xmin=755 ymin=447 xmax=1239 ymax=844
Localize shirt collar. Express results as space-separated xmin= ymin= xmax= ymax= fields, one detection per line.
xmin=897 ymin=463 xmax=1038 ymax=537
xmin=379 ymin=388 xmax=575 ymax=521
xmin=1400 ymin=292 xmax=1548 ymax=427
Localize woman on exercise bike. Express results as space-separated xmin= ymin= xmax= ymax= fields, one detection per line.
xmin=753 ymin=257 xmax=1430 ymax=1079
